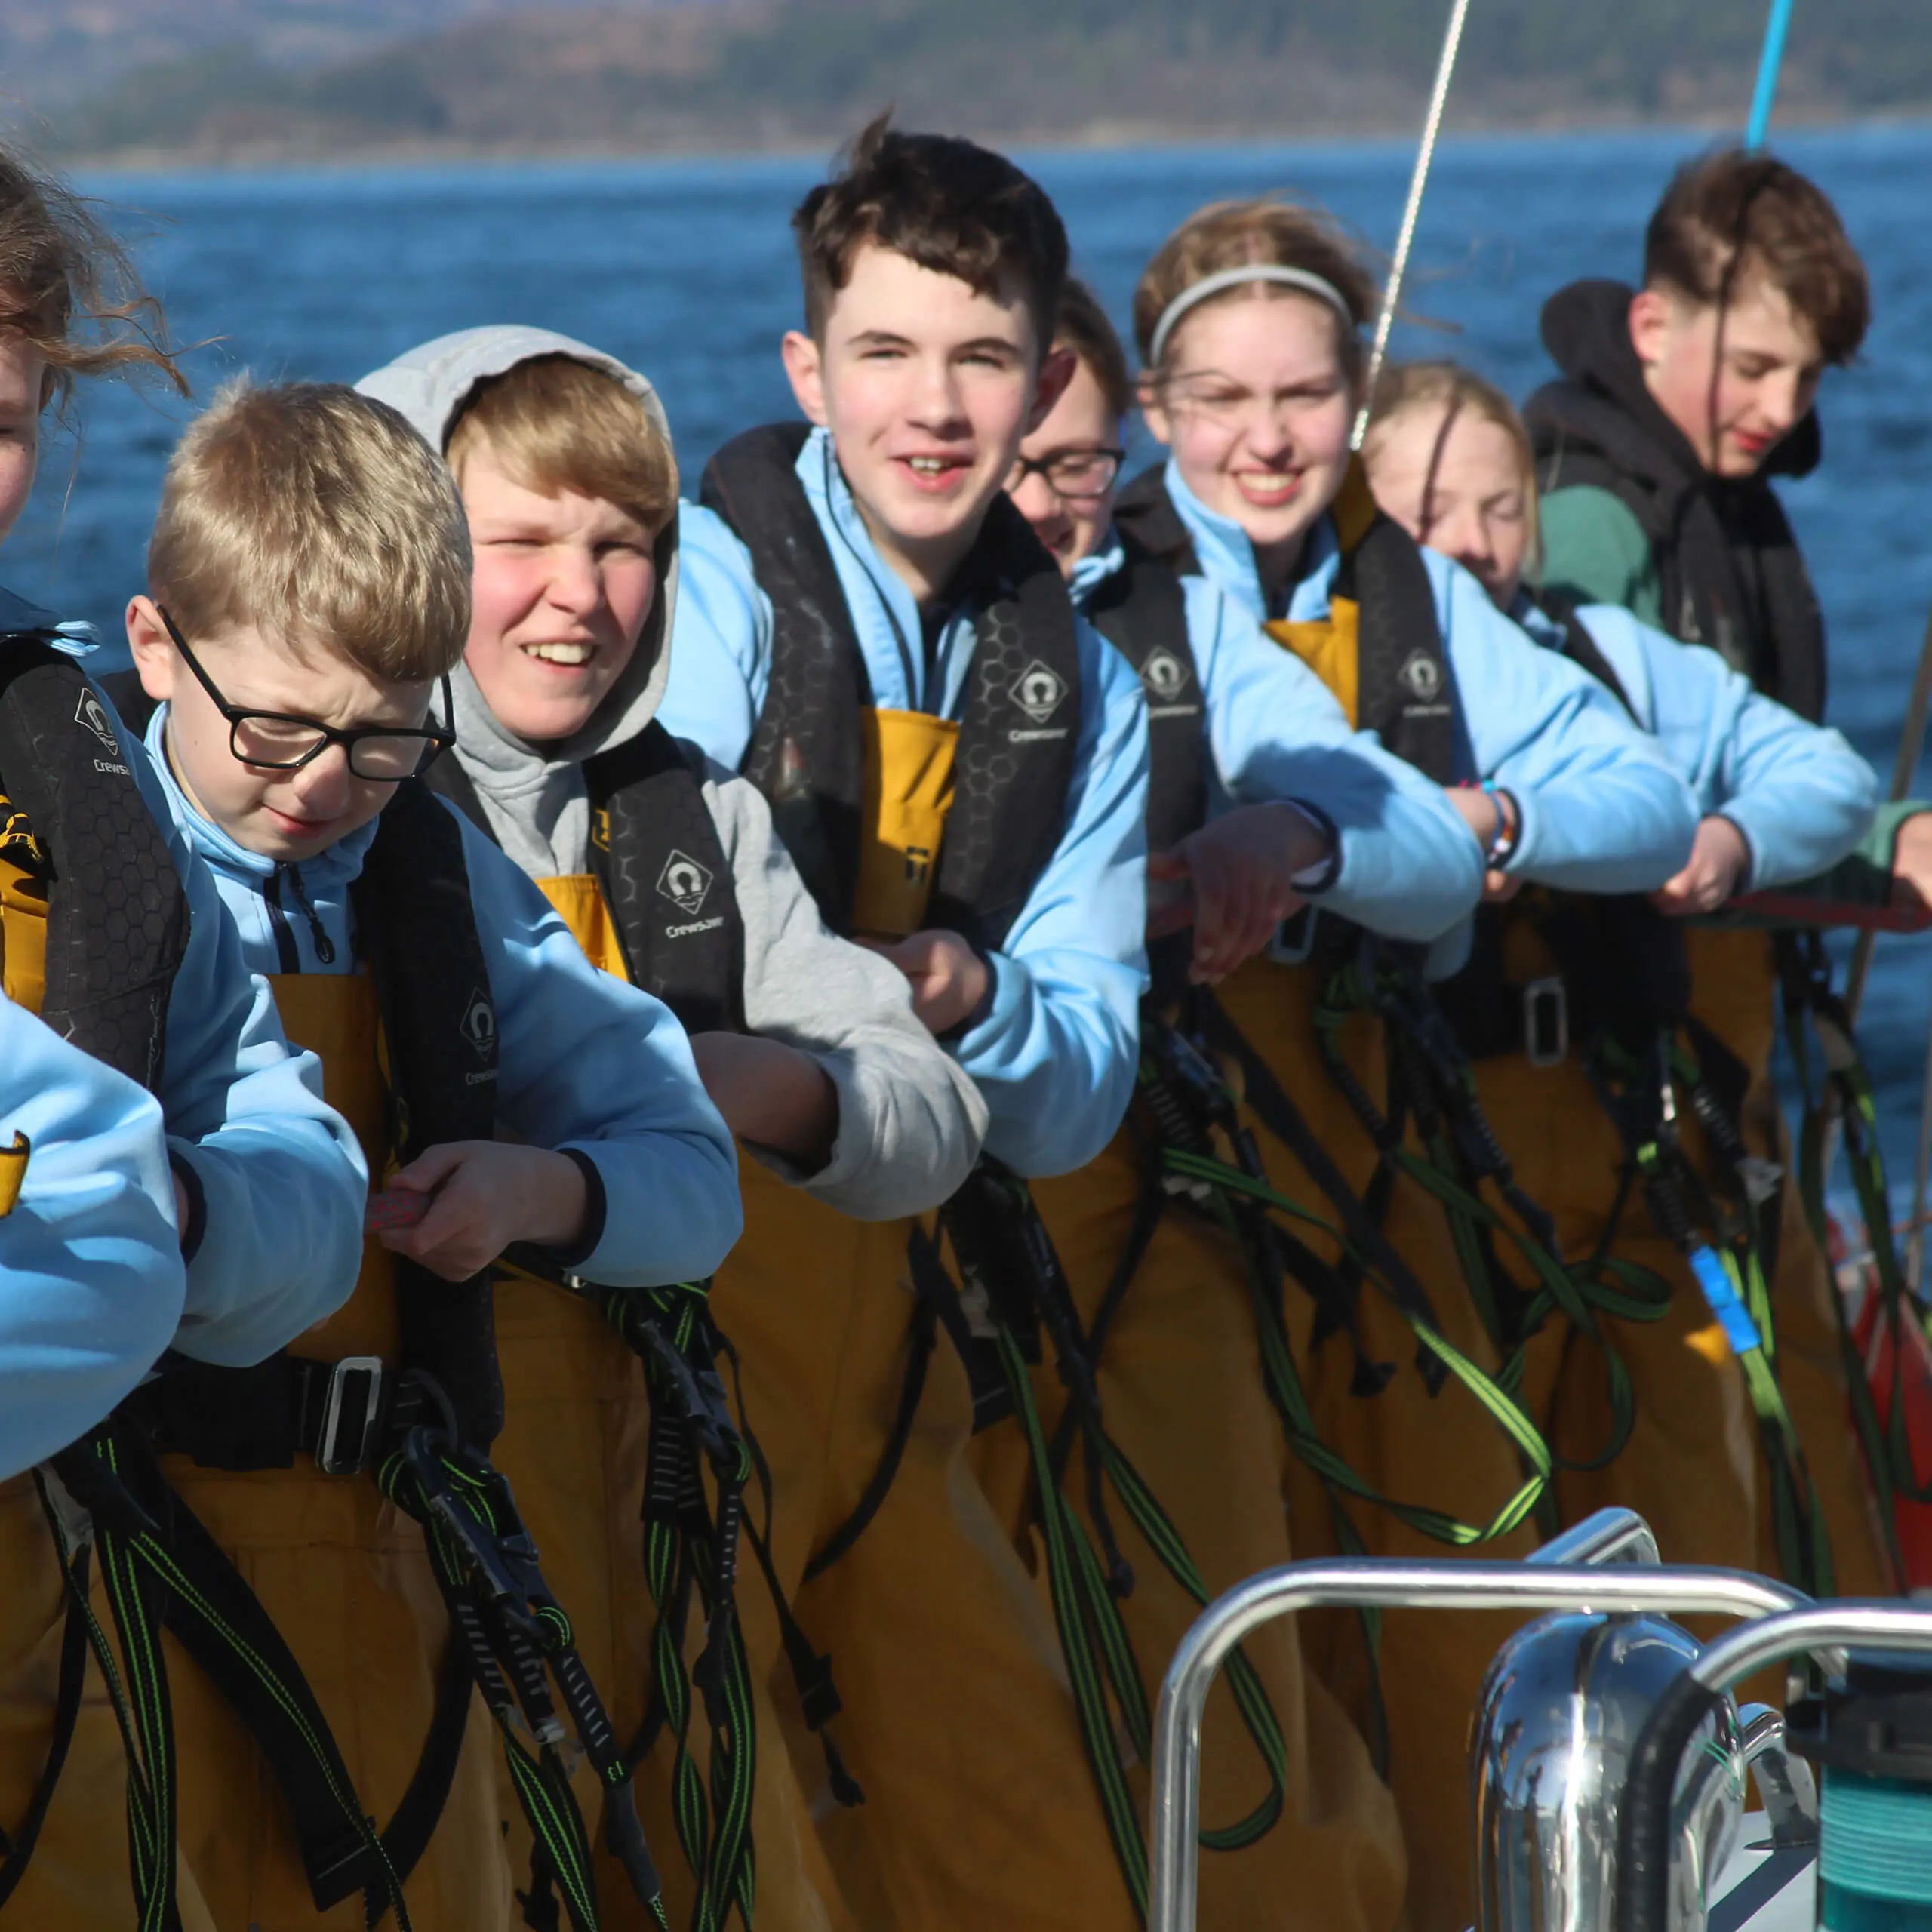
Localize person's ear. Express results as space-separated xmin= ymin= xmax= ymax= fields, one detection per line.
xmin=1138 ymin=371 xmax=1174 ymax=448
xmin=1629 ymin=287 xmax=1674 ymax=371
xmin=781 ymin=331 xmax=829 ymax=427
xmin=125 ymin=596 xmax=178 ymax=704
xmin=1025 ymin=344 xmax=1078 ymax=435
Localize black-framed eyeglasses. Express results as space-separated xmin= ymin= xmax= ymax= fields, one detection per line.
xmin=158 ymin=607 xmax=456 ymax=782
xmin=1005 ymin=445 xmax=1125 ymax=501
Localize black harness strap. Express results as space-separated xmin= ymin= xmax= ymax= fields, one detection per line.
xmin=355 ymin=779 xmax=504 ymax=1448
xmin=1196 ymin=985 xmax=1447 ymax=1343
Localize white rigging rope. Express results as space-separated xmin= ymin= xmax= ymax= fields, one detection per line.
xmin=1351 ymin=0 xmax=1473 ymax=451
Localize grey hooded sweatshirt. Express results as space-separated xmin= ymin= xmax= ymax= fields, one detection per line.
xmin=359 ymin=325 xmax=986 ymax=1220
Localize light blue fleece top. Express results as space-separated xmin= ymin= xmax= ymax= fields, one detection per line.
xmin=1161 ymin=461 xmax=1697 ymax=889
xmin=144 ymin=704 xmax=742 ymax=1288
xmin=1514 ymin=595 xmax=1878 ymax=890
xmin=662 ymin=426 xmax=1149 ymax=1180
xmin=0 ymin=1001 xmax=183 ymax=1478
xmin=1069 ymin=531 xmax=1482 ymax=941
xmin=0 ymin=596 xmax=368 ymax=1472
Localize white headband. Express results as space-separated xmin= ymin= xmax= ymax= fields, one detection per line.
xmin=1147 ymin=264 xmax=1358 ymax=367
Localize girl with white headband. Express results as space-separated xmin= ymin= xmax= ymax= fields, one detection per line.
xmin=1112 ymin=195 xmax=1702 ymax=1932
xmin=989 ymin=279 xmax=1491 ymax=1932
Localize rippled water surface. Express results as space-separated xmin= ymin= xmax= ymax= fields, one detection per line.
xmin=21 ymin=125 xmax=1932 ymax=1201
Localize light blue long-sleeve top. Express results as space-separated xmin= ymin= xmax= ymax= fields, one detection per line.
xmin=1160 ymin=462 xmax=1698 ymax=908
xmin=146 ymin=704 xmax=742 ymax=1287
xmin=1070 ymin=532 xmax=1482 ymax=942
xmin=662 ymin=426 xmax=1149 ymax=1179
xmin=11 ymin=606 xmax=369 ymax=1374
xmin=1514 ymin=595 xmax=1878 ymax=890
xmin=0 ymin=1001 xmax=185 ymax=1478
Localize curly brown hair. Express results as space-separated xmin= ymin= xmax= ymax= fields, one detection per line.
xmin=0 ymin=144 xmax=186 ymax=413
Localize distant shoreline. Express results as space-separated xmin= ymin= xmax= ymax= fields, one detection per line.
xmin=54 ymin=103 xmax=1932 ymax=178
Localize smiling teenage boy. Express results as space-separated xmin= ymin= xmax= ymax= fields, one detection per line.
xmin=357 ymin=321 xmax=989 ymax=1932
xmin=120 ymin=379 xmax=741 ymax=1932
xmin=661 ymin=117 xmax=1152 ymax=1929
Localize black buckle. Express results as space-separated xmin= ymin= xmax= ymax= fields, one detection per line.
xmin=315 ymin=1356 xmax=384 ymax=1475
xmin=1523 ymin=976 xmax=1568 ymax=1069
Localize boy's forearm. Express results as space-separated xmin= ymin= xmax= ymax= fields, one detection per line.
xmin=692 ymin=1032 xmax=840 ymax=1173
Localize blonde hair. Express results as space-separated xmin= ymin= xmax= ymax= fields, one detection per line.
xmin=1363 ymin=358 xmax=1542 ymax=575
xmin=0 ymin=145 xmax=186 ymax=413
xmin=1133 ymin=196 xmax=1379 ymax=379
xmin=149 ymin=379 xmax=471 ymax=684
xmin=444 ymin=354 xmax=677 ymax=535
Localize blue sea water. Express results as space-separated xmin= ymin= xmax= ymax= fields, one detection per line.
xmin=18 ymin=123 xmax=1932 ymax=1205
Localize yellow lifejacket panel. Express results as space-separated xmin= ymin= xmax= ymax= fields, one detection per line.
xmin=1257 ymin=458 xmax=1380 ymax=728
xmin=854 ymin=707 xmax=960 ymax=940
xmin=536 ymin=872 xmax=629 ymax=980
xmin=1 ymin=797 xmax=48 ymax=1016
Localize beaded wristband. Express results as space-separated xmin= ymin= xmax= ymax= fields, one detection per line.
xmin=1481 ymin=780 xmax=1521 ymax=869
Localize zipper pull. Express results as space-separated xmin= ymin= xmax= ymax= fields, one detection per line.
xmin=280 ymin=861 xmax=337 ymax=967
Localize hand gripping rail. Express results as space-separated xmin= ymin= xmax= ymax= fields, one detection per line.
xmin=1146 ymin=1534 xmax=1807 ymax=1932
xmin=1617 ymin=1601 xmax=1932 ymax=1932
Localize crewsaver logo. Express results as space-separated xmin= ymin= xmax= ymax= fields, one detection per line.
xmin=460 ymin=987 xmax=497 ymax=1059
xmin=1398 ymin=650 xmax=1444 ymax=703
xmin=1008 ymin=660 xmax=1067 ymax=724
xmin=657 ymin=849 xmax=714 ymax=918
xmin=1140 ymin=648 xmax=1191 ymax=703
xmin=75 ymin=687 xmax=119 ymax=752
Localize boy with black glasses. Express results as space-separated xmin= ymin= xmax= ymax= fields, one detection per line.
xmin=117 ymin=377 xmax=740 ymax=1932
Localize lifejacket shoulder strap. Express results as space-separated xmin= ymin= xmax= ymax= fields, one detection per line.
xmin=1529 ymin=589 xmax=1636 ymax=716
xmin=700 ymin=421 xmax=872 ymax=929
xmin=354 ymin=780 xmax=504 ymax=1449
xmin=584 ymin=723 xmax=745 ymax=1035
xmin=1112 ymin=468 xmax=1204 ymax=577
xmin=1084 ymin=536 xmax=1206 ymax=860
xmin=0 ymin=640 xmax=186 ymax=1088
xmin=930 ymin=493 xmax=1084 ymax=952
xmin=1332 ymin=466 xmax=1457 ymax=786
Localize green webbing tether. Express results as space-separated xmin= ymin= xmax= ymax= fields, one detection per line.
xmin=380 ymin=1414 xmax=666 ymax=1932
xmin=608 ymin=1281 xmax=758 ymax=1932
xmin=936 ymin=1171 xmax=1297 ymax=1918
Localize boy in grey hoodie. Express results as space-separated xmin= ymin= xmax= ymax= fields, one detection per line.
xmin=359 ymin=326 xmax=988 ymax=1931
